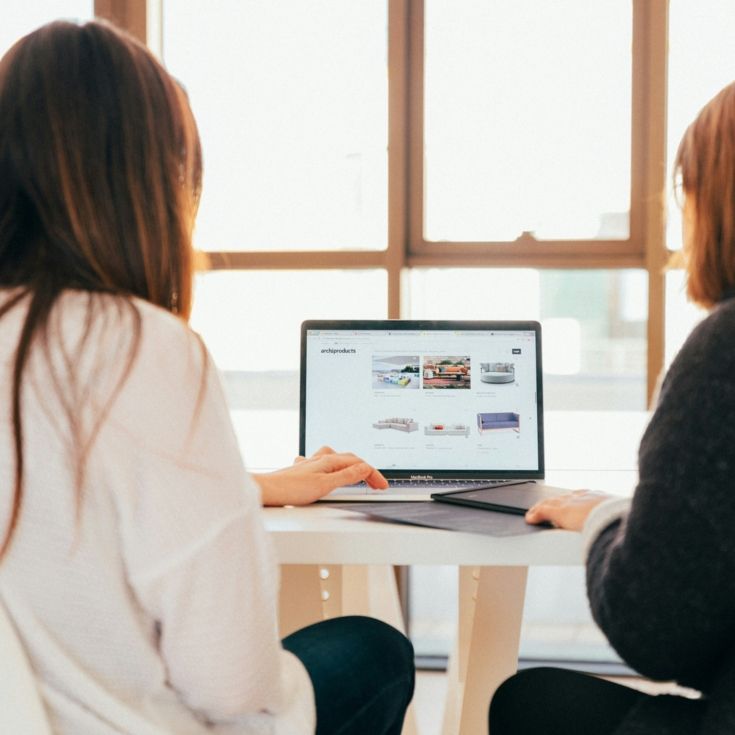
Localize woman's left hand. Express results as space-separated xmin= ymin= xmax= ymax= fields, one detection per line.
xmin=525 ymin=489 xmax=612 ymax=531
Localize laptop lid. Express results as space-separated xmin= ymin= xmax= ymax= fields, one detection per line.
xmin=300 ymin=320 xmax=544 ymax=481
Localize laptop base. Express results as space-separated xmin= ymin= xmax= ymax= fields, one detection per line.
xmin=320 ymin=479 xmax=533 ymax=502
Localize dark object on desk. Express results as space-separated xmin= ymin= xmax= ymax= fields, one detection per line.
xmin=432 ymin=482 xmax=568 ymax=515
xmin=328 ymin=501 xmax=548 ymax=537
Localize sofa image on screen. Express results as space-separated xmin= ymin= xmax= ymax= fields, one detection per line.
xmin=373 ymin=417 xmax=419 ymax=432
xmin=372 ymin=356 xmax=420 ymax=390
xmin=477 ymin=412 xmax=520 ymax=434
xmin=381 ymin=373 xmax=411 ymax=386
xmin=422 ymin=357 xmax=471 ymax=389
xmin=424 ymin=423 xmax=470 ymax=438
xmin=480 ymin=362 xmax=515 ymax=384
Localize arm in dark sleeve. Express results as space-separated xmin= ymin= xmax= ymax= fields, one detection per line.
xmin=586 ymin=311 xmax=735 ymax=690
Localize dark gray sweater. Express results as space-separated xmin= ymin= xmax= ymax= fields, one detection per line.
xmin=587 ymin=295 xmax=735 ymax=734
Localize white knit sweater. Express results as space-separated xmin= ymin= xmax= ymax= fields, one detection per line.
xmin=0 ymin=290 xmax=315 ymax=734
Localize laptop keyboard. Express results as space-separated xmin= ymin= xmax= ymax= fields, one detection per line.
xmin=386 ymin=478 xmax=511 ymax=489
xmin=328 ymin=479 xmax=534 ymax=497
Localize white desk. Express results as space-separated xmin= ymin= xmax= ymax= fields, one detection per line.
xmin=266 ymin=502 xmax=583 ymax=567
xmin=248 ymin=411 xmax=648 ymax=735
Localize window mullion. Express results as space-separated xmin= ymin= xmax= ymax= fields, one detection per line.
xmin=94 ymin=0 xmax=147 ymax=44
xmin=636 ymin=0 xmax=669 ymax=405
xmin=387 ymin=0 xmax=412 ymax=319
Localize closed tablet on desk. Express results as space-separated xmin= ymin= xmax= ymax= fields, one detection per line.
xmin=431 ymin=482 xmax=566 ymax=515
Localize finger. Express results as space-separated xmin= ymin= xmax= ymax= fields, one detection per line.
xmin=329 ymin=454 xmax=387 ymax=489
xmin=313 ymin=452 xmax=363 ymax=473
xmin=525 ymin=503 xmax=545 ymax=524
xmin=325 ymin=461 xmax=383 ymax=490
xmin=364 ymin=467 xmax=389 ymax=489
xmin=312 ymin=446 xmax=336 ymax=458
xmin=311 ymin=452 xmax=387 ymax=489
xmin=525 ymin=498 xmax=564 ymax=526
xmin=296 ymin=446 xmax=339 ymax=466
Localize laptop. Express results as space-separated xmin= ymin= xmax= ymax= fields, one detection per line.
xmin=300 ymin=320 xmax=547 ymax=501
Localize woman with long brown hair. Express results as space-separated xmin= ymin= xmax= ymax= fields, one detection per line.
xmin=488 ymin=81 xmax=735 ymax=735
xmin=0 ymin=20 xmax=413 ymax=735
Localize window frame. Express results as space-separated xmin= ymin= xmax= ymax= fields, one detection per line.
xmin=408 ymin=1 xmax=644 ymax=261
xmin=95 ymin=0 xmax=670 ymax=405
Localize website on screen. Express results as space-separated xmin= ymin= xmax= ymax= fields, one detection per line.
xmin=304 ymin=329 xmax=539 ymax=471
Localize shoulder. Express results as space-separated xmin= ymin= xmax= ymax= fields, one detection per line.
xmin=50 ymin=291 xmax=220 ymax=456
xmin=661 ymin=298 xmax=735 ymax=395
xmin=112 ymin=298 xmax=216 ymax=446
xmin=128 ymin=295 xmax=208 ymax=381
xmin=674 ymin=298 xmax=735 ymax=364
xmin=52 ymin=290 xmax=208 ymax=396
xmin=52 ymin=289 xmax=201 ymax=351
xmin=641 ymin=298 xmax=735 ymax=485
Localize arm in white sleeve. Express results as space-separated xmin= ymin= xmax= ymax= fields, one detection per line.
xmin=105 ymin=310 xmax=314 ymax=730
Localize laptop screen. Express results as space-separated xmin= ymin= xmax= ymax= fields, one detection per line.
xmin=300 ymin=321 xmax=544 ymax=480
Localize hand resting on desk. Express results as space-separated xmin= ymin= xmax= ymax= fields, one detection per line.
xmin=253 ymin=446 xmax=388 ymax=506
xmin=525 ymin=489 xmax=612 ymax=531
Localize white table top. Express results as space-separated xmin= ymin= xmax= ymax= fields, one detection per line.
xmin=264 ymin=503 xmax=584 ymax=566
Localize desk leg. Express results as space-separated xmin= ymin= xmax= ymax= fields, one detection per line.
xmin=442 ymin=566 xmax=528 ymax=735
xmin=279 ymin=565 xmax=418 ymax=735
xmin=279 ymin=565 xmax=325 ymax=638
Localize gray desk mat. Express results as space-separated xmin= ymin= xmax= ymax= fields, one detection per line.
xmin=327 ymin=501 xmax=549 ymax=537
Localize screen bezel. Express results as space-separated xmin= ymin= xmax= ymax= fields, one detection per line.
xmin=299 ymin=319 xmax=544 ymax=480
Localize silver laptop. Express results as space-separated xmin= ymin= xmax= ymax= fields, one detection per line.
xmin=300 ymin=320 xmax=545 ymax=501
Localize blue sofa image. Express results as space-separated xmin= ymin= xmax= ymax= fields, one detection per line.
xmin=477 ymin=412 xmax=520 ymax=434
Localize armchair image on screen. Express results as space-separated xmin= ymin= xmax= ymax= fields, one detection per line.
xmin=477 ymin=412 xmax=520 ymax=434
xmin=480 ymin=362 xmax=515 ymax=384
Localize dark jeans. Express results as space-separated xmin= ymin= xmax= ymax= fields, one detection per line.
xmin=489 ymin=667 xmax=648 ymax=735
xmin=283 ymin=615 xmax=415 ymax=735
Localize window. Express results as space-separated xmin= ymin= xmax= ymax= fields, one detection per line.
xmin=163 ymin=0 xmax=389 ymax=252
xmin=664 ymin=1 xmax=735 ymax=363
xmin=666 ymin=0 xmax=735 ymax=252
xmin=423 ymin=1 xmax=632 ymax=244
xmin=0 ymin=1 xmax=92 ymax=56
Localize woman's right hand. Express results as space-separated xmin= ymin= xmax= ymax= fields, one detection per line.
xmin=253 ymin=446 xmax=388 ymax=506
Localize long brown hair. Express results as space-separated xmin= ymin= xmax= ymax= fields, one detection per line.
xmin=0 ymin=20 xmax=202 ymax=558
xmin=674 ymin=81 xmax=735 ymax=308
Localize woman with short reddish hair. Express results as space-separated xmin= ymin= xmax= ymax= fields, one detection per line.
xmin=489 ymin=81 xmax=735 ymax=735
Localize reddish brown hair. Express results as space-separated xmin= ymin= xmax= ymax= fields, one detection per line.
xmin=0 ymin=20 xmax=202 ymax=557
xmin=674 ymin=81 xmax=735 ymax=308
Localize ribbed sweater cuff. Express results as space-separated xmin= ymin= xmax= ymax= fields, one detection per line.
xmin=582 ymin=496 xmax=631 ymax=561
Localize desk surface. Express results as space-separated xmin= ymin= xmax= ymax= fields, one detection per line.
xmin=265 ymin=503 xmax=583 ymax=565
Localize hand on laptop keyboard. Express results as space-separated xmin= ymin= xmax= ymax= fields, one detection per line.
xmin=253 ymin=446 xmax=388 ymax=506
